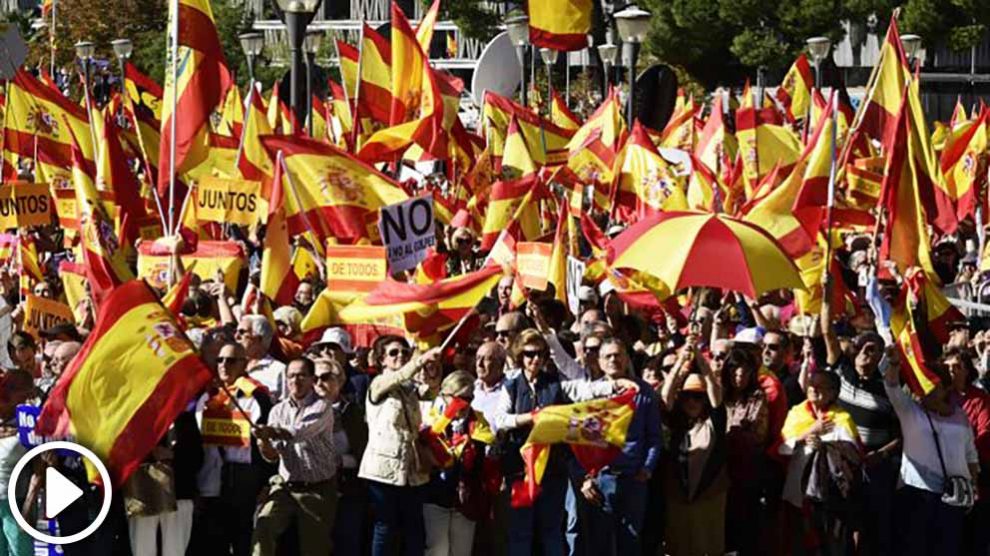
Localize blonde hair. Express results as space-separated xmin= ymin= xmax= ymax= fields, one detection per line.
xmin=510 ymin=328 xmax=548 ymax=361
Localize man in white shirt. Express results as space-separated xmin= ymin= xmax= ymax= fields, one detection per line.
xmin=238 ymin=314 xmax=287 ymax=401
xmin=472 ymin=341 xmax=507 ymax=432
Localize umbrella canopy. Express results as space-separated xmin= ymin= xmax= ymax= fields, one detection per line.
xmin=608 ymin=211 xmax=804 ymax=298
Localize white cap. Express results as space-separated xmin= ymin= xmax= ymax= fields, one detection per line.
xmin=314 ymin=327 xmax=353 ymax=354
xmin=598 ymin=278 xmax=616 ymax=297
xmin=732 ymin=327 xmax=764 ymax=346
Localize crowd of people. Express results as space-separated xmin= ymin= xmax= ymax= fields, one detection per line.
xmin=0 ymin=211 xmax=985 ymax=556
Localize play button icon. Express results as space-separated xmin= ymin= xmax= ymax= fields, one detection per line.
xmin=8 ymin=441 xmax=112 ymax=545
xmin=45 ymin=466 xmax=85 ymax=519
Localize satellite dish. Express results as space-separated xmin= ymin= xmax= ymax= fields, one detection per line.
xmin=471 ymin=31 xmax=521 ymax=108
xmin=628 ymin=64 xmax=679 ymax=131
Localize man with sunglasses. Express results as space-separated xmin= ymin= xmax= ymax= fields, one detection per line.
xmin=578 ymin=338 xmax=661 ymax=556
xmin=495 ymin=312 xmax=529 ymax=373
xmin=195 ymin=342 xmax=274 ymax=556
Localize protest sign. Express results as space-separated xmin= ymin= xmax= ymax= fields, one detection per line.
xmin=0 ymin=182 xmax=52 ymax=229
xmin=517 ymin=242 xmax=553 ymax=291
xmin=23 ymin=295 xmax=74 ymax=339
xmin=196 ymin=177 xmax=263 ymax=226
xmin=326 ymin=245 xmax=388 ymax=293
xmin=566 ymin=256 xmax=587 ymax=315
xmin=378 ymin=195 xmax=436 ymax=273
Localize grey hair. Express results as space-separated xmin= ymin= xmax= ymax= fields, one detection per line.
xmin=242 ymin=314 xmax=274 ymax=348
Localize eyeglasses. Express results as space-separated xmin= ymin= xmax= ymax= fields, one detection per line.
xmin=216 ymin=356 xmax=245 ymax=364
xmin=387 ymin=348 xmax=411 ymax=358
xmin=234 ymin=329 xmax=254 ymax=338
xmin=584 ymin=344 xmax=600 ymax=353
xmin=521 ymin=349 xmax=545 ymax=359
xmin=712 ymin=352 xmax=728 ymax=362
xmin=496 ymin=329 xmax=516 ymax=338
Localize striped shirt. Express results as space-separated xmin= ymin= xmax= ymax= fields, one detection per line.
xmin=829 ymin=358 xmax=898 ymax=450
xmin=268 ymin=392 xmax=337 ymax=483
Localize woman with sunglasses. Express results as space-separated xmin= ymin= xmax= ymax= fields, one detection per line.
xmin=659 ymin=337 xmax=727 ymax=556
xmin=359 ymin=335 xmax=442 ymax=556
xmin=492 ymin=329 xmax=638 ymax=556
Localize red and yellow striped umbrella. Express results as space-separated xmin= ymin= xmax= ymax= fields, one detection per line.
xmin=608 ymin=211 xmax=803 ymax=298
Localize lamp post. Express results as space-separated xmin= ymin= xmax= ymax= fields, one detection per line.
xmin=505 ymin=11 xmax=530 ymax=107
xmin=304 ymin=29 xmax=322 ymax=137
xmin=74 ymin=40 xmax=99 ymax=150
xmin=539 ymin=47 xmax=558 ymax=117
xmin=273 ymin=0 xmax=323 ymax=129
xmin=111 ymin=39 xmax=132 ymax=124
xmin=901 ymin=33 xmax=922 ymax=71
xmin=239 ymin=32 xmax=265 ymax=84
xmin=614 ymin=4 xmax=650 ymax=125
xmin=806 ymin=36 xmax=832 ymax=89
xmin=597 ymin=42 xmax=617 ymax=97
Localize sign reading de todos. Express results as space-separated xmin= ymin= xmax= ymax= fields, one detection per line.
xmin=378 ymin=195 xmax=436 ymax=273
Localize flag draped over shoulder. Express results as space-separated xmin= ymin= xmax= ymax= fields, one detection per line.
xmin=158 ymin=0 xmax=234 ymax=194
xmin=528 ymin=0 xmax=593 ymax=51
xmin=36 ymin=280 xmax=213 ymax=486
xmin=513 ymin=390 xmax=637 ymax=507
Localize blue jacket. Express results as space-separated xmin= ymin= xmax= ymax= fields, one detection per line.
xmin=594 ymin=377 xmax=662 ymax=475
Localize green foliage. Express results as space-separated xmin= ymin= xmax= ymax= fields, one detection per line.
xmin=432 ymin=0 xmax=499 ymax=43
xmin=901 ymin=0 xmax=990 ymax=52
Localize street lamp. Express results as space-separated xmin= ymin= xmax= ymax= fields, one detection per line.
xmin=806 ymin=36 xmax=832 ymax=88
xmin=597 ymin=42 xmax=617 ymax=95
xmin=74 ymin=40 xmax=99 ymax=149
xmin=111 ymin=39 xmax=133 ymax=123
xmin=901 ymin=33 xmax=922 ymax=68
xmin=304 ymin=29 xmax=322 ymax=137
xmin=539 ymin=47 xmax=557 ymax=117
xmin=505 ymin=11 xmax=530 ymax=107
xmin=239 ymin=32 xmax=265 ymax=84
xmin=614 ymin=4 xmax=650 ymax=125
xmin=273 ymin=0 xmax=323 ymax=129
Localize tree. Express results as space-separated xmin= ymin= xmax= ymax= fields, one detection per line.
xmin=641 ymin=0 xmax=900 ymax=88
xmin=901 ymin=0 xmax=990 ymax=52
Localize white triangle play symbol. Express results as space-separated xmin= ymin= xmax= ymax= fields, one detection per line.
xmin=45 ymin=467 xmax=84 ymax=519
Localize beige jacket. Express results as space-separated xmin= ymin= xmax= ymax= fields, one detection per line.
xmin=358 ymin=357 xmax=430 ymax=487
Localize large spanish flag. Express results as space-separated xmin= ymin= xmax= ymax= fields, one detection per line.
xmin=481 ymin=174 xmax=548 ymax=250
xmin=261 ymin=135 xmax=409 ymax=243
xmin=36 ymin=280 xmax=213 ymax=486
xmin=513 ymin=390 xmax=636 ymax=507
xmin=122 ymin=62 xmax=164 ymax=187
xmin=735 ymin=103 xmax=801 ymax=190
xmin=238 ymin=84 xmax=276 ymax=187
xmin=336 ymin=39 xmax=360 ymax=101
xmin=483 ymin=91 xmax=574 ymax=167
xmin=529 ymin=0 xmax=593 ymax=51
xmin=158 ymin=0 xmax=234 ymax=194
xmin=850 ymin=15 xmax=910 ymax=147
xmin=260 ymin=153 xmax=297 ymax=307
xmin=501 ymin=115 xmax=539 ymax=178
xmin=357 ymin=23 xmax=394 ymax=126
xmin=694 ymin=93 xmax=737 ymax=184
xmin=938 ymin=107 xmax=986 ymax=228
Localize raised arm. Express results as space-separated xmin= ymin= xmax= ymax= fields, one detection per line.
xmin=820 ymin=297 xmax=841 ymax=367
xmin=369 ymin=347 xmax=441 ymax=404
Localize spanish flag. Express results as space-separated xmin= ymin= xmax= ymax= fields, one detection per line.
xmin=551 ymin=91 xmax=581 ymax=131
xmin=850 ymin=15 xmax=910 ymax=147
xmin=260 ymin=152 xmax=298 ymax=307
xmin=775 ymin=54 xmax=814 ymax=123
xmin=686 ymin=154 xmax=727 ymax=213
xmin=513 ymin=390 xmax=636 ymax=507
xmin=415 ymin=0 xmax=441 ymax=50
xmin=735 ymin=102 xmax=801 ymax=191
xmin=483 ymin=91 xmax=574 ymax=168
xmin=566 ymin=88 xmax=626 ymax=211
xmin=357 ymin=23 xmax=394 ymax=126
xmin=481 ymin=175 xmax=548 ymax=251
xmin=158 ymin=0 xmax=234 ymax=194
xmin=528 ymin=0 xmax=593 ymax=51
xmin=501 ymin=115 xmax=539 ymax=178
xmin=238 ymin=84 xmax=275 ymax=188
xmin=878 ymin=92 xmax=937 ymax=279
xmin=779 ymin=401 xmax=860 ymax=453
xmin=96 ymin=111 xmax=150 ymax=248
xmin=611 ymin=121 xmax=688 ymax=222
xmin=123 ymin=62 xmax=164 ymax=185
xmin=891 ymin=269 xmax=964 ymax=397
xmin=69 ymin=124 xmax=135 ymax=307
xmin=694 ymin=94 xmax=737 ymax=184
xmin=938 ymin=107 xmax=987 ymax=227
xmin=3 ymin=69 xmax=95 ymax=188
xmin=214 ymin=82 xmax=244 ymax=139
xmin=261 ymin=135 xmax=409 ymax=243
xmin=336 ymin=39 xmax=360 ymax=101
xmin=36 ymin=280 xmax=213 ymax=486
xmin=338 ymin=265 xmax=504 ymax=339
xmin=659 ymin=90 xmax=699 ymax=151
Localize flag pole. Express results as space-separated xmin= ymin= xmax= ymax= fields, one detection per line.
xmin=349 ymin=25 xmax=365 ymax=150
xmin=49 ymin=0 xmax=57 ymax=78
xmin=121 ymin=79 xmax=170 ymax=233
xmin=167 ymin=0 xmax=180 ymax=236
xmin=278 ymin=150 xmax=326 ymax=245
xmin=234 ymin=83 xmax=255 ymax=170
xmin=439 ymin=306 xmax=477 ymax=351
xmin=822 ymin=91 xmax=838 ymax=297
